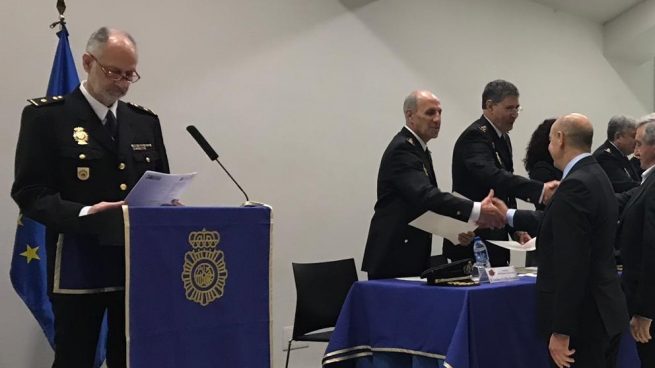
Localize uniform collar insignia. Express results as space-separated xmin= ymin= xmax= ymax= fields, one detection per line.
xmin=407 ymin=137 xmax=415 ymax=146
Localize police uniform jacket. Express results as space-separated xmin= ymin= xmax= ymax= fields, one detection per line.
xmin=444 ymin=116 xmax=543 ymax=266
xmin=11 ymin=87 xmax=170 ymax=294
xmin=362 ymin=127 xmax=473 ymax=279
xmin=514 ymin=156 xmax=628 ymax=339
xmin=593 ymin=139 xmax=640 ymax=193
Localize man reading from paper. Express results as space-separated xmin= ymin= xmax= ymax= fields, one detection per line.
xmin=11 ymin=27 xmax=170 ymax=367
xmin=362 ymin=90 xmax=506 ymax=280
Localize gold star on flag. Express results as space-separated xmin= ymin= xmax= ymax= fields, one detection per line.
xmin=20 ymin=245 xmax=40 ymax=264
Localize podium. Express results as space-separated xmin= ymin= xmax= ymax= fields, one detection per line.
xmin=123 ymin=206 xmax=272 ymax=367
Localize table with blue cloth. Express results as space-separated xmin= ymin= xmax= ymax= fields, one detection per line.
xmin=322 ymin=276 xmax=639 ymax=368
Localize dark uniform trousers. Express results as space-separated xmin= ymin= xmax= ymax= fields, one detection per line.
xmin=52 ymin=292 xmax=125 ymax=368
xmin=11 ymin=88 xmax=170 ymax=368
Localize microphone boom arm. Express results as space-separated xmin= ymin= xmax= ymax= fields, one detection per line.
xmin=214 ymin=158 xmax=249 ymax=202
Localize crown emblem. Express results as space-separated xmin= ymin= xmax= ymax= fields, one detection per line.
xmin=188 ymin=229 xmax=220 ymax=249
xmin=181 ymin=228 xmax=228 ymax=306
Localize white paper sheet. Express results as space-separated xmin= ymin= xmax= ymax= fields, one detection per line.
xmin=409 ymin=211 xmax=477 ymax=244
xmin=124 ymin=171 xmax=196 ymax=206
xmin=488 ymin=237 xmax=536 ymax=252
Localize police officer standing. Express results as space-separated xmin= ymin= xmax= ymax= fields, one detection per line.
xmin=11 ymin=27 xmax=169 ymax=367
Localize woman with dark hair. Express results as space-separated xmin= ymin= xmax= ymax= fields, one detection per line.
xmin=522 ymin=118 xmax=562 ymax=266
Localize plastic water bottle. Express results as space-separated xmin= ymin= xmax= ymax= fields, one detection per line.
xmin=473 ymin=237 xmax=491 ymax=268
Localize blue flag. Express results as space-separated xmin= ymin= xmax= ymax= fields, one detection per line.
xmin=46 ymin=25 xmax=79 ymax=96
xmin=10 ymin=23 xmax=106 ymax=368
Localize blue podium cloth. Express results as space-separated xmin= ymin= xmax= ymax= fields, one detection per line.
xmin=126 ymin=206 xmax=271 ymax=368
xmin=323 ymin=277 xmax=640 ymax=368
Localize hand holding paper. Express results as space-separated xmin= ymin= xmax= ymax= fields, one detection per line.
xmin=409 ymin=212 xmax=477 ymax=245
xmin=125 ymin=171 xmax=196 ymax=206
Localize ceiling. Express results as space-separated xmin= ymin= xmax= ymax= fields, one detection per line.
xmin=530 ymin=0 xmax=645 ymax=23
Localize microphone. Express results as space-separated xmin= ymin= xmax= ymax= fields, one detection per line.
xmin=186 ymin=125 xmax=218 ymax=161
xmin=186 ymin=125 xmax=255 ymax=204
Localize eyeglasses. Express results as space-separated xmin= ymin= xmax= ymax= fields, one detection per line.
xmin=506 ymin=106 xmax=523 ymax=114
xmin=89 ymin=54 xmax=141 ymax=83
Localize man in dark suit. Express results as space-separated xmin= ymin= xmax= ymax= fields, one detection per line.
xmin=11 ymin=27 xmax=169 ymax=368
xmin=445 ymin=79 xmax=558 ymax=266
xmin=615 ymin=115 xmax=655 ymax=366
xmin=362 ymin=90 xmax=506 ymax=280
xmin=593 ymin=115 xmax=639 ymax=193
xmin=506 ymin=114 xmax=628 ymax=368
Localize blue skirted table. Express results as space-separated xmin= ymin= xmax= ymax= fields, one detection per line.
xmin=322 ymin=276 xmax=639 ymax=368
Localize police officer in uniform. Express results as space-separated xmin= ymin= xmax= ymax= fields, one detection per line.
xmin=362 ymin=90 xmax=506 ymax=279
xmin=11 ymin=27 xmax=169 ymax=367
xmin=592 ymin=115 xmax=640 ymax=193
xmin=444 ymin=80 xmax=558 ymax=267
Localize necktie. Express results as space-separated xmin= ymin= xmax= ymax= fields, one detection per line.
xmin=104 ymin=110 xmax=118 ymax=140
xmin=497 ymin=134 xmax=513 ymax=171
xmin=425 ymin=148 xmax=436 ymax=182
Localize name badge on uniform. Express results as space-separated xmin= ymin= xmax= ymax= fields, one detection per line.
xmin=131 ymin=143 xmax=152 ymax=151
xmin=73 ymin=127 xmax=89 ymax=145
xmin=77 ymin=167 xmax=90 ymax=181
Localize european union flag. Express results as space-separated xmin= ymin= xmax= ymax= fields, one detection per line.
xmin=10 ymin=23 xmax=106 ymax=368
xmin=47 ymin=24 xmax=79 ymax=96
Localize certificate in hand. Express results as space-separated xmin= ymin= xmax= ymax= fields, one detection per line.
xmin=124 ymin=171 xmax=197 ymax=206
xmin=487 ymin=237 xmax=537 ymax=251
xmin=409 ymin=211 xmax=477 ymax=244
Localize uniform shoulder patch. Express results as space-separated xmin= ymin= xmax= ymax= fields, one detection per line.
xmin=127 ymin=102 xmax=157 ymax=116
xmin=27 ymin=95 xmax=65 ymax=107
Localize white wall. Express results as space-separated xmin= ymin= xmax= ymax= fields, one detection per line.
xmin=0 ymin=0 xmax=648 ymax=367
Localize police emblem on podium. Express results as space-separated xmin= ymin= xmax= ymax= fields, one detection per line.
xmin=181 ymin=228 xmax=228 ymax=306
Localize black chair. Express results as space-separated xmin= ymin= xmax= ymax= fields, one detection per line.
xmin=285 ymin=258 xmax=358 ymax=368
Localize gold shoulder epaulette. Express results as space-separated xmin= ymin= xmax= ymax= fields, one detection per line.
xmin=127 ymin=102 xmax=157 ymax=116
xmin=27 ymin=95 xmax=65 ymax=107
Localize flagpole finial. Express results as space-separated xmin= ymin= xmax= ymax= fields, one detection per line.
xmin=50 ymin=0 xmax=67 ymax=29
xmin=56 ymin=0 xmax=66 ymax=16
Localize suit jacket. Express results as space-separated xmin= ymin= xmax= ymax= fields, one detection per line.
xmin=514 ymin=156 xmax=628 ymax=338
xmin=615 ymin=170 xmax=655 ymax=319
xmin=593 ymin=140 xmax=640 ymax=193
xmin=445 ymin=116 xmax=543 ymax=266
xmin=362 ymin=127 xmax=473 ymax=278
xmin=11 ymin=87 xmax=170 ymax=294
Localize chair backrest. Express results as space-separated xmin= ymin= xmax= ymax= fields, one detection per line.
xmin=429 ymin=254 xmax=448 ymax=268
xmin=291 ymin=258 xmax=358 ymax=339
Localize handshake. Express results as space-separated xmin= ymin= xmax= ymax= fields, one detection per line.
xmin=476 ymin=180 xmax=559 ymax=229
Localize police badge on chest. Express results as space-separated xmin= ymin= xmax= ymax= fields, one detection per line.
xmin=77 ymin=167 xmax=90 ymax=181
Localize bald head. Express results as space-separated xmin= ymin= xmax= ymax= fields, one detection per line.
xmin=548 ymin=113 xmax=594 ymax=170
xmin=403 ymin=90 xmax=437 ymax=116
xmin=403 ymin=90 xmax=442 ymax=143
xmin=86 ymin=27 xmax=137 ymax=57
xmin=554 ymin=113 xmax=594 ymax=151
